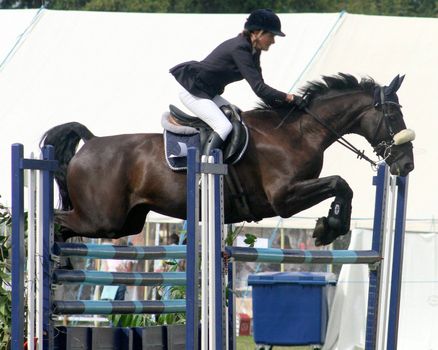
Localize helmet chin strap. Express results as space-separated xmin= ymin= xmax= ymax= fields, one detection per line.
xmin=251 ymin=31 xmax=265 ymax=49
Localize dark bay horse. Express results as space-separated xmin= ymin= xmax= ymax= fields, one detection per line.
xmin=42 ymin=74 xmax=414 ymax=246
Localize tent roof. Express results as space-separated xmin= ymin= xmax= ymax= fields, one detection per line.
xmin=0 ymin=10 xmax=436 ymax=232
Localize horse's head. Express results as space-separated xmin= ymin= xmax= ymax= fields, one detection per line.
xmin=257 ymin=74 xmax=415 ymax=176
xmin=360 ymin=75 xmax=415 ymax=176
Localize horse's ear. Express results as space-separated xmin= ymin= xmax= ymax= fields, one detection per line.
xmin=387 ymin=74 xmax=405 ymax=94
xmin=397 ymin=74 xmax=405 ymax=89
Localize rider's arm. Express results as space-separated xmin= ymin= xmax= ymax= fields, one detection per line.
xmin=231 ymin=44 xmax=288 ymax=104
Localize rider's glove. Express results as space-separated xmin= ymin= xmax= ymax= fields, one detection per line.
xmin=292 ymin=95 xmax=307 ymax=109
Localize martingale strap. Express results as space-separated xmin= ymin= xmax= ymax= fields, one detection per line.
xmin=303 ymin=106 xmax=377 ymax=166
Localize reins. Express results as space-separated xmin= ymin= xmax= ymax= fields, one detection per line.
xmin=272 ymin=82 xmax=411 ymax=169
xmin=274 ymin=90 xmax=378 ymax=167
xmin=302 ymin=106 xmax=377 ymax=167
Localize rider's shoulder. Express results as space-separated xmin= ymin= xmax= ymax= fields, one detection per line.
xmin=220 ymin=34 xmax=252 ymax=51
xmin=206 ymin=35 xmax=251 ymax=60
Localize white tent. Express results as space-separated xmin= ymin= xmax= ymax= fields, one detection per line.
xmin=0 ymin=9 xmax=342 ymax=223
xmin=296 ymin=13 xmax=438 ymax=233
xmin=1 ymin=9 xmax=438 ymax=350
xmin=323 ymin=229 xmax=438 ymax=350
xmin=1 ymin=10 xmax=436 ymax=232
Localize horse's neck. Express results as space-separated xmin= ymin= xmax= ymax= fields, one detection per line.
xmin=306 ymin=93 xmax=371 ymax=149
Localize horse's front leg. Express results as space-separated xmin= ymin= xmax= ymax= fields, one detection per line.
xmin=270 ymin=175 xmax=353 ymax=246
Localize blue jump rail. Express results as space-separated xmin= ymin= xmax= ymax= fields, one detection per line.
xmin=52 ymin=300 xmax=186 ymax=315
xmin=53 ymin=242 xmax=187 ymax=260
xmin=53 ymin=270 xmax=186 ymax=286
xmin=225 ymin=247 xmax=381 ymax=264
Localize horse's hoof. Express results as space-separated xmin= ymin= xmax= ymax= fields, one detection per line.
xmin=313 ymin=216 xmax=338 ymax=246
xmin=313 ymin=217 xmax=329 ymax=246
xmin=313 ymin=217 xmax=327 ymax=238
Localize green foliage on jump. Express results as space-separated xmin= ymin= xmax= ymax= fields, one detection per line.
xmin=0 ymin=199 xmax=12 ymax=350
xmin=107 ymin=259 xmax=186 ymax=327
xmin=1 ymin=0 xmax=437 ymax=17
xmin=226 ymin=225 xmax=257 ymax=248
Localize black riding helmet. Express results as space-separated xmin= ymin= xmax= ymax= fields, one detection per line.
xmin=244 ymin=9 xmax=285 ymax=37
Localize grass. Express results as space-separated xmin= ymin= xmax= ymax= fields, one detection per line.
xmin=236 ymin=336 xmax=318 ymax=349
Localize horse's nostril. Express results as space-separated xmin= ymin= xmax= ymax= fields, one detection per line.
xmin=404 ymin=163 xmax=414 ymax=172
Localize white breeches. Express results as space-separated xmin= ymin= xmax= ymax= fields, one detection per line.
xmin=178 ymin=87 xmax=233 ymax=141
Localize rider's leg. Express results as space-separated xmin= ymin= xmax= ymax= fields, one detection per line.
xmin=212 ymin=95 xmax=232 ymax=108
xmin=179 ymin=89 xmax=232 ymax=155
xmin=213 ymin=95 xmax=242 ymax=120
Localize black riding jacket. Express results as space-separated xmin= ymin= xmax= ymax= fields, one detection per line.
xmin=170 ymin=34 xmax=287 ymax=104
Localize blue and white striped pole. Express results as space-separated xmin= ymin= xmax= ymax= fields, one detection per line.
xmin=186 ymin=147 xmax=200 ymax=350
xmin=387 ymin=175 xmax=408 ymax=349
xmin=11 ymin=144 xmax=58 ymax=350
xmin=42 ymin=146 xmax=55 ymax=350
xmin=212 ymin=149 xmax=225 ymax=350
xmin=11 ymin=144 xmax=25 ymax=350
xmin=365 ymin=163 xmax=389 ymax=350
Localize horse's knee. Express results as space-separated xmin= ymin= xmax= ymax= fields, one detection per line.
xmin=270 ymin=192 xmax=295 ymax=218
xmin=330 ymin=175 xmax=353 ymax=199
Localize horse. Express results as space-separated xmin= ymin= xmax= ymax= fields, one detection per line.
xmin=41 ymin=74 xmax=414 ymax=246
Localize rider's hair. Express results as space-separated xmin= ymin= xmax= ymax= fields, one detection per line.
xmin=241 ymin=29 xmax=251 ymax=38
xmin=241 ymin=29 xmax=265 ymax=39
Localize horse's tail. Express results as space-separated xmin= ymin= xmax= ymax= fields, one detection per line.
xmin=40 ymin=122 xmax=95 ymax=210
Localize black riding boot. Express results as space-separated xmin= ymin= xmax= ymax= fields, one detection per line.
xmin=202 ymin=132 xmax=224 ymax=156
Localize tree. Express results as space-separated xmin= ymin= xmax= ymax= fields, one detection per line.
xmin=49 ymin=0 xmax=88 ymax=10
xmin=0 ymin=0 xmax=45 ymax=8
xmin=1 ymin=0 xmax=436 ymax=17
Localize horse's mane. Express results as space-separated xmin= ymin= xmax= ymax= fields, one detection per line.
xmin=258 ymin=73 xmax=377 ymax=111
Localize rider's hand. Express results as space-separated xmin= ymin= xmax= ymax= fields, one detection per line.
xmin=285 ymin=93 xmax=295 ymax=102
xmin=287 ymin=94 xmax=307 ymax=109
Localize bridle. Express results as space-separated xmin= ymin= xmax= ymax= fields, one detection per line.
xmin=279 ymin=86 xmax=413 ymax=168
xmin=302 ymin=104 xmax=378 ymax=167
xmin=371 ymin=87 xmax=405 ymax=162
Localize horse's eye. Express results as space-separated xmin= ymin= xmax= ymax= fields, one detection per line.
xmin=388 ymin=113 xmax=401 ymax=121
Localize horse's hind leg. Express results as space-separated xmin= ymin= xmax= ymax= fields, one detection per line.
xmin=270 ymin=175 xmax=353 ymax=246
xmin=54 ymin=209 xmax=102 ymax=240
xmin=54 ymin=203 xmax=150 ymax=240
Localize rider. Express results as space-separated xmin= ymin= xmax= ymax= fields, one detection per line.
xmin=170 ymin=9 xmax=303 ymax=155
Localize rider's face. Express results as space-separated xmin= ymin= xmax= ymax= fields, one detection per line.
xmin=253 ymin=31 xmax=276 ymax=51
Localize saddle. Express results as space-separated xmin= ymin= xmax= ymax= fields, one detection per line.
xmin=163 ymin=104 xmax=249 ymax=165
xmin=162 ymin=105 xmax=255 ymax=221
